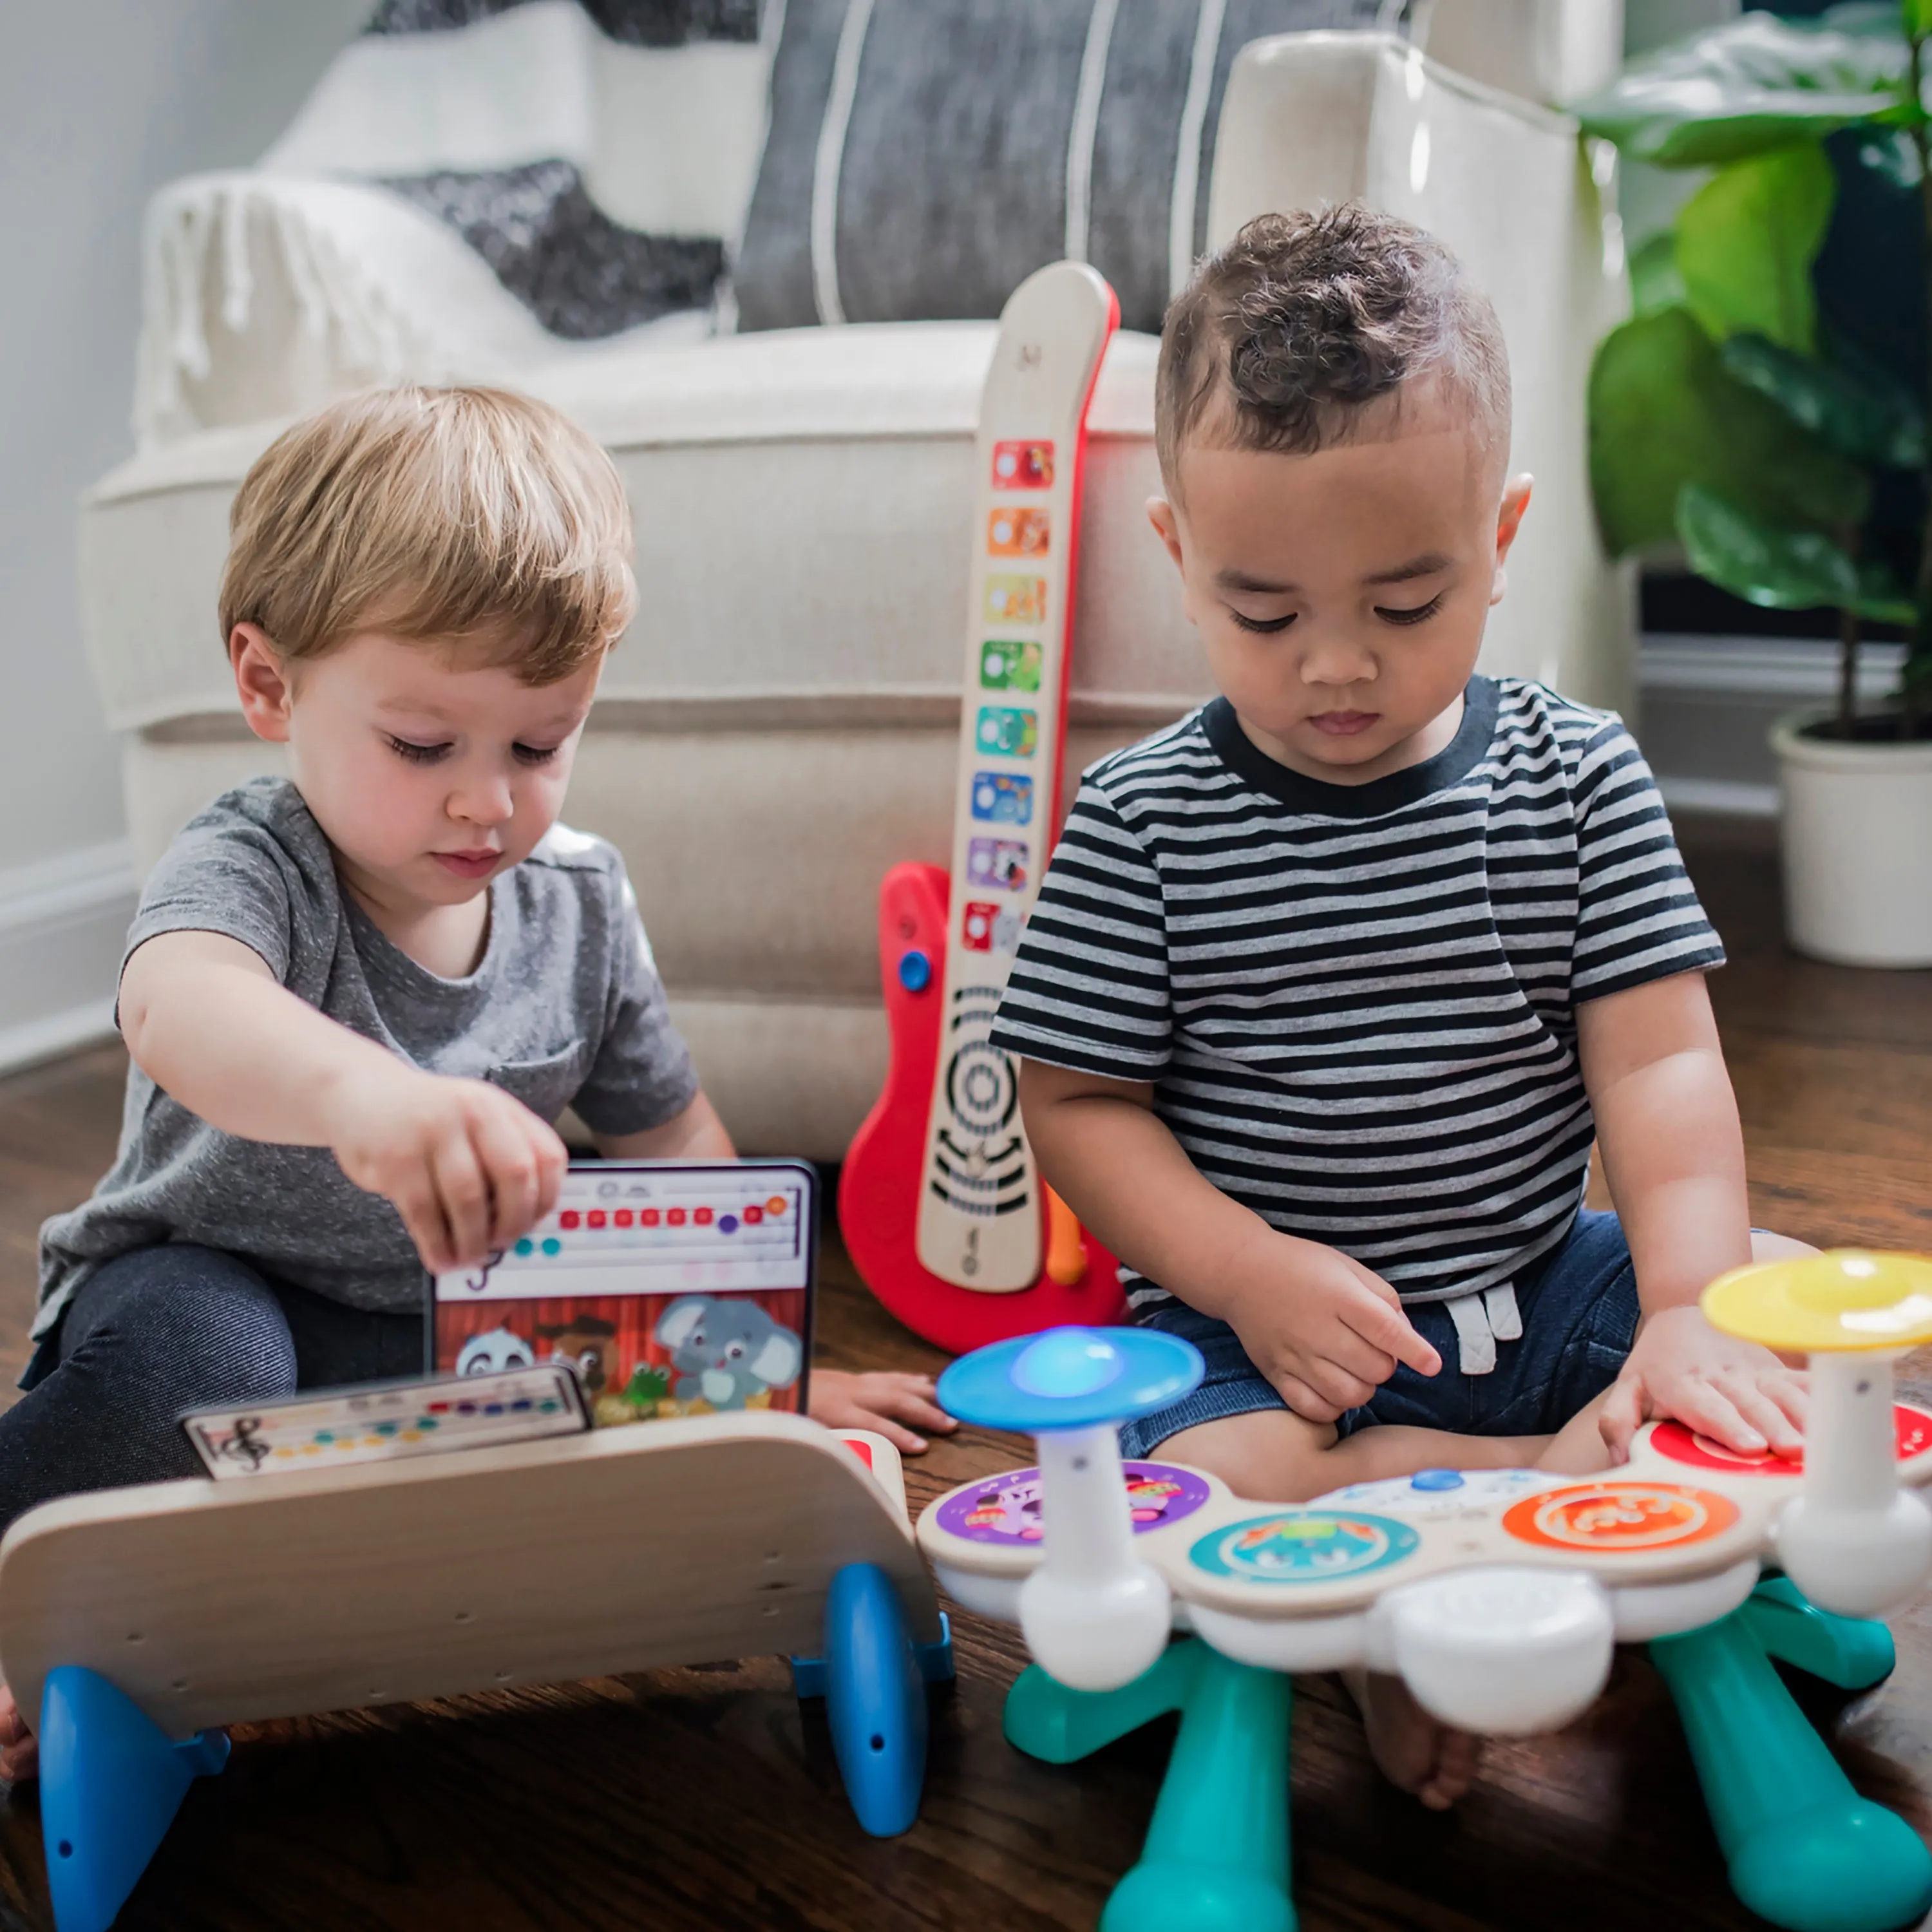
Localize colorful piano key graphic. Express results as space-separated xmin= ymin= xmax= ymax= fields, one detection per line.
xmin=988 ymin=507 xmax=1050 ymax=556
xmin=183 ymin=1363 xmax=587 ymax=1479
xmin=985 ymin=576 xmax=1046 ymax=624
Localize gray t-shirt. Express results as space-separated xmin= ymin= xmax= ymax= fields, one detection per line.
xmin=37 ymin=777 xmax=698 ymax=1340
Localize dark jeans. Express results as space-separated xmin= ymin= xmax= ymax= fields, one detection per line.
xmin=1 ymin=1244 xmax=422 ymax=1537
xmin=1118 ymin=1209 xmax=1643 ymax=1459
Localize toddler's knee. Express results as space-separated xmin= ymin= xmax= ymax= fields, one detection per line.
xmin=70 ymin=1247 xmax=298 ymax=1410
xmin=1748 ymin=1230 xmax=1818 ymax=1265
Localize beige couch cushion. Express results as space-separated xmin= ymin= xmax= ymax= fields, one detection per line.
xmin=84 ymin=321 xmax=1198 ymax=736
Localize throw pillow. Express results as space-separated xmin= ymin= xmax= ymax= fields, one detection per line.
xmin=733 ymin=0 xmax=1410 ymax=336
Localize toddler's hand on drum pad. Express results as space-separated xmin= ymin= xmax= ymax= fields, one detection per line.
xmin=1598 ymin=1303 xmax=1807 ymax=1462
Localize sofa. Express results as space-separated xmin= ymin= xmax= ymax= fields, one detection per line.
xmin=79 ymin=0 xmax=1630 ymax=1159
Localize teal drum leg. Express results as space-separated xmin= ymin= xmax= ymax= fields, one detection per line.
xmin=1651 ymin=1607 xmax=1932 ymax=1932
xmin=39 ymin=1665 xmax=230 ymax=1932
xmin=1743 ymin=1577 xmax=1897 ymax=1692
xmin=1005 ymin=1640 xmax=1295 ymax=1932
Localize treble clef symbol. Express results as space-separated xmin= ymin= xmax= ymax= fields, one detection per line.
xmin=222 ymin=1416 xmax=270 ymax=1470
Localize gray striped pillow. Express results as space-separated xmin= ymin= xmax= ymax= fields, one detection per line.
xmin=734 ymin=0 xmax=1410 ymax=336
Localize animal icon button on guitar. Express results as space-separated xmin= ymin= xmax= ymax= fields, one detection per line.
xmin=840 ymin=260 xmax=1127 ymax=1354
xmin=917 ymin=1253 xmax=1932 ymax=1932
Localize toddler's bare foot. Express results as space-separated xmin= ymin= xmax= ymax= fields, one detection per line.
xmin=0 ymin=1684 xmax=38 ymax=1783
xmin=1345 ymin=1667 xmax=1477 ymax=1810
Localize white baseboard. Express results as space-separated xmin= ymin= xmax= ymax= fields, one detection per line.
xmin=0 ymin=840 xmax=137 ymax=1076
xmin=1638 ymin=634 xmax=1882 ymax=818
xmin=1656 ymin=776 xmax=1780 ymax=820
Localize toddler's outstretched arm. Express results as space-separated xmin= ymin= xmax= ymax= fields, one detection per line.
xmin=1579 ymin=971 xmax=1806 ymax=1459
xmin=121 ymin=930 xmax=565 ymax=1271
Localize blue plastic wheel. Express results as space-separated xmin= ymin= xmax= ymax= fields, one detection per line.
xmin=820 ymin=1563 xmax=927 ymax=1837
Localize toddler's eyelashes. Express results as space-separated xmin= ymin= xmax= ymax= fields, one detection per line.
xmin=1374 ymin=593 xmax=1444 ymax=627
xmin=385 ymin=735 xmax=451 ymax=764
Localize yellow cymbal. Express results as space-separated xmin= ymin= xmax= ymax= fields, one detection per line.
xmin=1702 ymin=1250 xmax=1932 ymax=1352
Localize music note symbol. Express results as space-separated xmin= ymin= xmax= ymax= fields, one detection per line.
xmin=220 ymin=1416 xmax=270 ymax=1471
xmin=462 ymin=1249 xmax=506 ymax=1293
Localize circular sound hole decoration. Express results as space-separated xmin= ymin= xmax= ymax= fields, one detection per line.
xmin=1649 ymin=1405 xmax=1932 ymax=1474
xmin=946 ymin=1041 xmax=1018 ymax=1133
xmin=1188 ymin=1511 xmax=1419 ymax=1584
xmin=1501 ymin=1481 xmax=1738 ymax=1553
xmin=934 ymin=1461 xmax=1212 ymax=1544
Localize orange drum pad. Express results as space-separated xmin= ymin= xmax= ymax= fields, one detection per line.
xmin=1502 ymin=1481 xmax=1739 ymax=1554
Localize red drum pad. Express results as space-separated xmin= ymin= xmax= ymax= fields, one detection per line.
xmin=1650 ymin=1406 xmax=1932 ymax=1475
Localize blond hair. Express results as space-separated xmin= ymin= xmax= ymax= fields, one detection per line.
xmin=1157 ymin=206 xmax=1510 ymax=489
xmin=219 ymin=386 xmax=636 ymax=683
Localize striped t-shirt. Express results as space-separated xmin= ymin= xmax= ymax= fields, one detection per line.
xmin=990 ymin=676 xmax=1724 ymax=1316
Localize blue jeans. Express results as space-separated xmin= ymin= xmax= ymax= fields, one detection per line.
xmin=1118 ymin=1209 xmax=1641 ymax=1459
xmin=3 ymin=1244 xmax=422 ymax=1536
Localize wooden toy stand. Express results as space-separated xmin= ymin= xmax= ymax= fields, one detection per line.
xmin=0 ymin=1414 xmax=952 ymax=1932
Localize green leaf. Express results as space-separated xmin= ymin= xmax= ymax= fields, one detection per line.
xmin=1676 ymin=145 xmax=1835 ymax=351
xmin=1907 ymin=0 xmax=1932 ymax=39
xmin=1629 ymin=231 xmax=1689 ymax=315
xmin=1718 ymin=332 xmax=1927 ymax=466
xmin=1569 ymin=5 xmax=1909 ymax=166
xmin=1589 ymin=307 xmax=1871 ymax=555
xmin=1675 ymin=484 xmax=1860 ymax=609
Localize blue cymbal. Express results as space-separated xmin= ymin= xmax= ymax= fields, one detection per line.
xmin=938 ymin=1326 xmax=1203 ymax=1432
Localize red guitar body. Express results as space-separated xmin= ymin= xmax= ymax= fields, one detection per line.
xmin=840 ymin=864 xmax=1124 ymax=1355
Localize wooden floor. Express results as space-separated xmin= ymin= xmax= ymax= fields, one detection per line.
xmin=0 ymin=815 xmax=1929 ymax=1932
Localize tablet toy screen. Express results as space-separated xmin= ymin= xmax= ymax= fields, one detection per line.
xmin=431 ymin=1160 xmax=814 ymax=1428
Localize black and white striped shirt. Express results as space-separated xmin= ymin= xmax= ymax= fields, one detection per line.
xmin=990 ymin=677 xmax=1724 ymax=1314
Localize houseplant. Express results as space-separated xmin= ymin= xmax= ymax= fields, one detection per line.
xmin=1573 ymin=2 xmax=1932 ymax=966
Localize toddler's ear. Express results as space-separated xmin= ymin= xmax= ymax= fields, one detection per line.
xmin=1146 ymin=496 xmax=1185 ymax=572
xmin=1489 ymin=474 xmax=1534 ymax=607
xmin=229 ymin=623 xmax=295 ymax=743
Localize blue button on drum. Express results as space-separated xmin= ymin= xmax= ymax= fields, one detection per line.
xmin=896 ymin=949 xmax=933 ymax=993
xmin=1411 ymin=1469 xmax=1465 ymax=1492
xmin=938 ymin=1325 xmax=1204 ymax=1432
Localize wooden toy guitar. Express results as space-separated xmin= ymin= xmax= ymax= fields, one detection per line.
xmin=840 ymin=261 xmax=1126 ymax=1354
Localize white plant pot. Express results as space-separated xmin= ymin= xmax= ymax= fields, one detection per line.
xmin=1770 ymin=711 xmax=1932 ymax=967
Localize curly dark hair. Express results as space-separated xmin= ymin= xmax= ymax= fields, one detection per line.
xmin=1155 ymin=205 xmax=1510 ymax=489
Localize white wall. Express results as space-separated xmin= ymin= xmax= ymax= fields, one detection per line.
xmin=0 ymin=0 xmax=368 ymax=1069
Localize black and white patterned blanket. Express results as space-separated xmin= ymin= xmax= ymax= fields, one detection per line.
xmin=361 ymin=0 xmax=758 ymax=338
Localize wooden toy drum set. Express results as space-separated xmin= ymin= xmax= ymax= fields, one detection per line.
xmin=922 ymin=1251 xmax=1932 ymax=1932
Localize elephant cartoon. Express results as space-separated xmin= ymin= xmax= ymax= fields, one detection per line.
xmin=653 ymin=1296 xmax=803 ymax=1410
